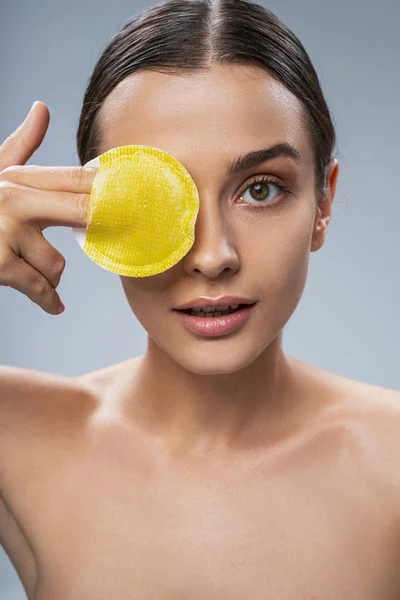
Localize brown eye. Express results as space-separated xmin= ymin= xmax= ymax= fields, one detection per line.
xmin=239 ymin=177 xmax=282 ymax=207
xmin=249 ymin=181 xmax=273 ymax=201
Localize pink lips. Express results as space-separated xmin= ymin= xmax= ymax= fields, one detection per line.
xmin=173 ymin=304 xmax=256 ymax=337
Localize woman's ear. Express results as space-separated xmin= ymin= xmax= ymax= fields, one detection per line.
xmin=310 ymin=158 xmax=339 ymax=253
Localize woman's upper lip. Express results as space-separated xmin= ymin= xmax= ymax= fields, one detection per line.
xmin=173 ymin=295 xmax=257 ymax=310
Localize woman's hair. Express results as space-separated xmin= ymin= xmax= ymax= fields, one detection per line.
xmin=76 ymin=0 xmax=336 ymax=201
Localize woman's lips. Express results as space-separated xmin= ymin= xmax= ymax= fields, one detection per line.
xmin=173 ymin=303 xmax=256 ymax=337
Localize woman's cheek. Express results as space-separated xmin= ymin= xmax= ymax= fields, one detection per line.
xmin=248 ymin=211 xmax=313 ymax=321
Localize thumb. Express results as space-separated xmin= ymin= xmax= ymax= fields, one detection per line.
xmin=0 ymin=101 xmax=50 ymax=171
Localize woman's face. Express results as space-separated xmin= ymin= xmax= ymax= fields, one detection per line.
xmin=96 ymin=63 xmax=337 ymax=375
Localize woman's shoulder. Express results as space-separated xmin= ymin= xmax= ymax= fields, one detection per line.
xmin=0 ymin=364 xmax=98 ymax=501
xmin=291 ymin=356 xmax=400 ymax=464
xmin=320 ymin=363 xmax=400 ymax=420
xmin=291 ymin=356 xmax=400 ymax=416
xmin=0 ymin=363 xmax=96 ymax=433
xmin=304 ymin=361 xmax=400 ymax=509
xmin=0 ymin=357 xmax=142 ymax=455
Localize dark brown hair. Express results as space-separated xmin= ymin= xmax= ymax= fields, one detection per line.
xmin=76 ymin=0 xmax=336 ymax=200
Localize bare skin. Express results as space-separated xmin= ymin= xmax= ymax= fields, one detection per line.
xmin=1 ymin=358 xmax=400 ymax=599
xmin=1 ymin=68 xmax=400 ymax=599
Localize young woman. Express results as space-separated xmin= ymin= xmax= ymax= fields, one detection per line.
xmin=1 ymin=0 xmax=399 ymax=598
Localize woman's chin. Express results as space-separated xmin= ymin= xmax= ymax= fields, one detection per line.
xmin=165 ymin=345 xmax=263 ymax=376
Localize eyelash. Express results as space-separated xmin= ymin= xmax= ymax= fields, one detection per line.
xmin=238 ymin=175 xmax=293 ymax=211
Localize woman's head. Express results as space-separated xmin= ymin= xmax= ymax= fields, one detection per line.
xmin=76 ymin=0 xmax=339 ymax=375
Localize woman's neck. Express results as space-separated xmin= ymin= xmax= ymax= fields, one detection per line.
xmin=114 ymin=336 xmax=319 ymax=461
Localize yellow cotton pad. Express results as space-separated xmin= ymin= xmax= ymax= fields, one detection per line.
xmin=72 ymin=145 xmax=199 ymax=277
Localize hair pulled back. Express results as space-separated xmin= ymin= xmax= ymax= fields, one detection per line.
xmin=77 ymin=0 xmax=336 ymax=200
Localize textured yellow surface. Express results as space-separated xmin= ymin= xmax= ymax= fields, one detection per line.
xmin=82 ymin=145 xmax=199 ymax=277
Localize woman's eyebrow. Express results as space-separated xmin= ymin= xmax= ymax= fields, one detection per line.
xmin=226 ymin=143 xmax=302 ymax=176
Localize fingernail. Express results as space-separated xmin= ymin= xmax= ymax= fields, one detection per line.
xmin=56 ymin=302 xmax=65 ymax=314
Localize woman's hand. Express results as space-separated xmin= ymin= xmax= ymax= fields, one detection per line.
xmin=0 ymin=101 xmax=96 ymax=315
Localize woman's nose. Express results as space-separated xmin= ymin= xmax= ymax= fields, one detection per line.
xmin=181 ymin=197 xmax=240 ymax=279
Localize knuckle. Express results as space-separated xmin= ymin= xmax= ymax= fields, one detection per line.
xmin=50 ymin=252 xmax=66 ymax=275
xmin=0 ymin=215 xmax=20 ymax=237
xmin=32 ymin=274 xmax=49 ymax=297
xmin=0 ymin=247 xmax=15 ymax=276
xmin=75 ymin=193 xmax=89 ymax=221
xmin=0 ymin=165 xmax=22 ymax=181
xmin=71 ymin=166 xmax=84 ymax=188
xmin=0 ymin=181 xmax=18 ymax=205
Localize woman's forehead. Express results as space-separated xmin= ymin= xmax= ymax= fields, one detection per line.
xmin=97 ymin=64 xmax=312 ymax=167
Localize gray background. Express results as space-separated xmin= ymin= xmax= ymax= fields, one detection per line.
xmin=1 ymin=0 xmax=399 ymax=597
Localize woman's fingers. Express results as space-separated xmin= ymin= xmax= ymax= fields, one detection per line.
xmin=0 ymin=164 xmax=97 ymax=194
xmin=0 ymin=102 xmax=50 ymax=172
xmin=0 ymin=100 xmax=99 ymax=315
xmin=0 ymin=182 xmax=92 ymax=229
xmin=13 ymin=224 xmax=66 ymax=290
xmin=0 ymin=244 xmax=64 ymax=315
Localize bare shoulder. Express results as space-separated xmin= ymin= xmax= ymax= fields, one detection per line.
xmin=0 ymin=365 xmax=100 ymax=599
xmin=0 ymin=356 xmax=143 ymax=457
xmin=311 ymin=361 xmax=400 ymax=443
xmin=0 ymin=355 xmax=142 ymax=424
xmin=291 ymin=356 xmax=400 ymax=423
xmin=349 ymin=378 xmax=400 ymax=516
xmin=292 ymin=357 xmax=400 ymax=483
xmin=351 ymin=377 xmax=400 ymax=455
xmin=0 ymin=364 xmax=97 ymax=431
xmin=331 ymin=370 xmax=400 ymax=431
xmin=348 ymin=378 xmax=400 ymax=463
xmin=0 ymin=365 xmax=99 ymax=493
xmin=314 ymin=365 xmax=400 ymax=513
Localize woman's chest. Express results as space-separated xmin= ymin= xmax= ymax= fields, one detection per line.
xmin=30 ymin=434 xmax=400 ymax=600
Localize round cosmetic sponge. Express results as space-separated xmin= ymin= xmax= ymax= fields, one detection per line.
xmin=72 ymin=144 xmax=199 ymax=277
